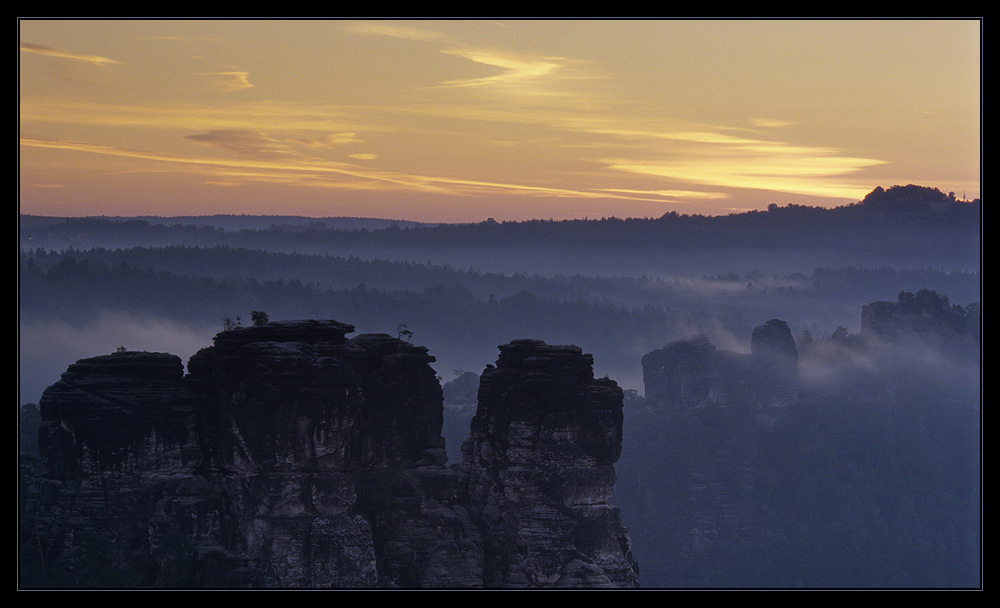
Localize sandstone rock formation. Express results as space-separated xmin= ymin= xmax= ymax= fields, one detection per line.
xmin=861 ymin=289 xmax=979 ymax=345
xmin=641 ymin=319 xmax=799 ymax=412
xmin=634 ymin=319 xmax=800 ymax=584
xmin=20 ymin=322 xmax=638 ymax=589
xmin=640 ymin=334 xmax=751 ymax=410
xmin=625 ymin=303 xmax=979 ymax=588
xmin=458 ymin=340 xmax=638 ymax=588
xmin=749 ymin=319 xmax=799 ymax=409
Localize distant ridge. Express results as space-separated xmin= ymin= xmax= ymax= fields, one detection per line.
xmin=19 ymin=214 xmax=435 ymax=232
xmin=16 ymin=186 xmax=981 ymax=275
xmin=19 ymin=185 xmax=979 ymax=232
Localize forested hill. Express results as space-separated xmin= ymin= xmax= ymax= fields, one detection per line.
xmin=19 ymin=185 xmax=980 ymax=268
xmin=18 ymin=183 xmax=982 ymax=589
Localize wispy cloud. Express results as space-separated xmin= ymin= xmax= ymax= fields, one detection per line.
xmin=184 ymin=130 xmax=291 ymax=160
xmin=183 ymin=129 xmax=370 ymax=162
xmin=23 ymin=21 xmax=961 ymax=219
xmin=295 ymin=132 xmax=365 ymax=146
xmin=437 ymin=48 xmax=564 ymax=88
xmin=599 ymin=188 xmax=730 ymax=201
xmin=19 ymin=134 xmax=657 ymax=203
xmin=342 ymin=21 xmax=607 ymax=106
xmin=750 ymin=117 xmax=799 ymax=128
xmin=20 ymin=42 xmax=122 ymax=66
xmin=604 ymin=141 xmax=886 ymax=201
xmin=341 ymin=21 xmax=447 ymax=42
xmin=198 ymin=71 xmax=254 ymax=92
xmin=19 ymin=96 xmax=373 ymax=135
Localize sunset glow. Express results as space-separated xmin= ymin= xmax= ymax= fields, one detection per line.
xmin=19 ymin=19 xmax=981 ymax=222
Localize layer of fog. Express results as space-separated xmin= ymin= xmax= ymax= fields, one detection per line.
xmin=18 ymin=311 xmax=218 ymax=407
xmin=16 ymin=282 xmax=959 ymax=406
xmin=16 ymin=307 xmax=729 ymax=414
xmin=18 ymin=234 xmax=980 ymax=410
xmin=798 ymin=332 xmax=981 ymax=402
xmin=290 ymin=243 xmax=963 ymax=282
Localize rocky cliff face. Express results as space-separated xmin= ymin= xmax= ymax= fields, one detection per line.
xmin=458 ymin=340 xmax=638 ymax=588
xmin=624 ymin=304 xmax=980 ymax=587
xmin=634 ymin=319 xmax=800 ymax=584
xmin=641 ymin=319 xmax=799 ymax=413
xmin=20 ymin=322 xmax=637 ymax=589
xmin=640 ymin=334 xmax=751 ymax=411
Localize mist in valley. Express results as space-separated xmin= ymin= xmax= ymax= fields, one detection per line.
xmin=18 ymin=312 xmax=218 ymax=410
xmin=18 ymin=187 xmax=981 ymax=588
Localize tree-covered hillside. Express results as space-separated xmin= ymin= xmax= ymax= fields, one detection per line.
xmin=17 ymin=184 xmax=981 ymax=588
xmin=19 ymin=185 xmax=980 ymax=271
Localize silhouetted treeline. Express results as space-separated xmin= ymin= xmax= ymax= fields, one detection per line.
xmin=19 ymin=185 xmax=981 ymax=269
xmin=17 ymin=249 xmax=687 ymax=343
xmin=18 ymin=248 xmax=687 ymax=383
xmin=893 ymin=288 xmax=981 ymax=336
xmin=18 ymin=246 xmax=981 ymax=321
xmin=19 ymin=244 xmax=981 ymax=414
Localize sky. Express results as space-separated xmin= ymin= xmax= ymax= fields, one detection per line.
xmin=19 ymin=19 xmax=981 ymax=223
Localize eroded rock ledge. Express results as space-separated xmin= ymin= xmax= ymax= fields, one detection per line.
xmin=21 ymin=322 xmax=638 ymax=589
xmin=459 ymin=340 xmax=637 ymax=588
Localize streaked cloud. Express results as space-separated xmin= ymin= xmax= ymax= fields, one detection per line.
xmin=19 ymin=135 xmax=623 ymax=201
xmin=437 ymin=48 xmax=564 ymax=88
xmin=198 ymin=71 xmax=254 ymax=92
xmin=19 ymin=96 xmax=375 ymax=135
xmin=600 ymin=188 xmax=730 ymax=201
xmin=750 ymin=118 xmax=798 ymax=128
xmin=341 ymin=21 xmax=447 ymax=42
xmin=18 ymin=20 xmax=980 ymax=221
xmin=605 ymin=144 xmax=886 ymax=201
xmin=184 ymin=130 xmax=291 ymax=160
xmin=20 ymin=42 xmax=122 ymax=66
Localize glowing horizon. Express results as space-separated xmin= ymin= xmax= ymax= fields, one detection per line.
xmin=19 ymin=19 xmax=981 ymax=223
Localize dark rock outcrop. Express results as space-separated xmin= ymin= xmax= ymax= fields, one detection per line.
xmin=625 ymin=303 xmax=980 ymax=588
xmin=458 ymin=340 xmax=638 ymax=588
xmin=20 ymin=322 xmax=637 ymax=589
xmin=634 ymin=320 xmax=799 ymax=584
xmin=640 ymin=334 xmax=752 ymax=410
xmin=749 ymin=319 xmax=799 ymax=409
xmin=642 ymin=319 xmax=799 ymax=413
xmin=861 ymin=289 xmax=980 ymax=345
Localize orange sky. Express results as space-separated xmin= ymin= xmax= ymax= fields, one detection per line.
xmin=19 ymin=19 xmax=981 ymax=223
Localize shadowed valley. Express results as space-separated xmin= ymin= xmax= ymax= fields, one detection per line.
xmin=19 ymin=185 xmax=980 ymax=588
